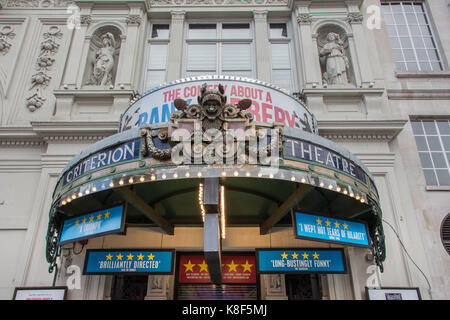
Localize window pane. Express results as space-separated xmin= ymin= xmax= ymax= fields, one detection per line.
xmin=400 ymin=37 xmax=412 ymax=48
xmin=221 ymin=70 xmax=253 ymax=78
xmin=269 ymin=23 xmax=288 ymax=38
xmin=395 ymin=61 xmax=406 ymax=70
xmin=437 ymin=121 xmax=450 ymax=135
xmin=222 ymin=44 xmax=251 ymax=71
xmin=187 ymin=44 xmax=217 ymax=71
xmin=148 ymin=45 xmax=168 ymax=69
xmin=272 ymin=70 xmax=292 ymax=92
xmin=423 ymin=120 xmax=438 ymax=134
xmin=414 ymin=136 xmax=428 ymax=151
xmin=188 ymin=24 xmax=216 ymax=38
xmin=151 ymin=24 xmax=170 ymax=39
xmin=185 ymin=71 xmax=216 ymax=77
xmin=436 ymin=170 xmax=450 ymax=186
xmin=419 ymin=152 xmax=433 ymax=168
xmin=423 ymin=169 xmax=438 ymax=185
xmin=427 ymin=136 xmax=442 ymax=151
xmin=397 ymin=25 xmax=409 ymax=36
xmin=412 ymin=37 xmax=425 ymax=48
xmin=411 ymin=121 xmax=424 ymax=135
xmin=416 ymin=49 xmax=427 ymax=60
xmin=419 ymin=62 xmax=432 ymax=71
xmin=222 ymin=24 xmax=250 ymax=39
xmin=393 ymin=13 xmax=406 ymax=25
xmin=441 ymin=136 xmax=450 ymax=151
xmin=403 ymin=49 xmax=415 ymax=61
xmin=145 ymin=70 xmax=166 ymax=89
xmin=271 ymin=43 xmax=290 ymax=69
xmin=406 ymin=62 xmax=419 ymax=71
xmin=432 ymin=152 xmax=447 ymax=168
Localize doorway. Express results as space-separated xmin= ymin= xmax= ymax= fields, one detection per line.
xmin=285 ymin=274 xmax=322 ymax=300
xmin=111 ymin=275 xmax=148 ymax=300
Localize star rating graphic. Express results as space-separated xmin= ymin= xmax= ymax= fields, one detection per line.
xmin=281 ymin=251 xmax=319 ymax=260
xmin=183 ymin=258 xmax=254 ymax=273
xmin=74 ymin=210 xmax=111 ymax=226
xmin=104 ymin=252 xmax=158 ymax=262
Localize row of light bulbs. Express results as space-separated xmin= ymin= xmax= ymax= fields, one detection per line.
xmin=59 ymin=168 xmax=367 ymax=206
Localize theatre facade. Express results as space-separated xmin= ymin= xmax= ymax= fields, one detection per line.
xmin=1 ymin=0 xmax=449 ymax=300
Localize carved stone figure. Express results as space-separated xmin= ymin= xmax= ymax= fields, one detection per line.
xmin=319 ymin=32 xmax=349 ymax=85
xmin=88 ymin=32 xmax=116 ymax=86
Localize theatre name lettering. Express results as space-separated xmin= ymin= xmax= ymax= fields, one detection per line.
xmin=284 ymin=138 xmax=367 ymax=184
xmin=62 ymin=138 xmax=141 ymax=186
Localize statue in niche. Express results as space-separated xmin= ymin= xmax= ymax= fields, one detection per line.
xmin=319 ymin=32 xmax=349 ymax=85
xmin=87 ymin=32 xmax=117 ymax=86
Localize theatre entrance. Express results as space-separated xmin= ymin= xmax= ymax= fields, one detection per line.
xmin=175 ymin=253 xmax=258 ymax=300
xmin=111 ymin=275 xmax=148 ymax=300
xmin=285 ymin=274 xmax=323 ymax=300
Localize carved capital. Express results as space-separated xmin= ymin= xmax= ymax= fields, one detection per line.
xmin=297 ymin=13 xmax=312 ymax=24
xmin=126 ymin=14 xmax=142 ymax=26
xmin=80 ymin=15 xmax=92 ymax=26
xmin=346 ymin=12 xmax=364 ymax=24
xmin=253 ymin=10 xmax=268 ymax=21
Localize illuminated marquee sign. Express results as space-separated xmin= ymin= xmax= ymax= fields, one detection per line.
xmin=293 ymin=211 xmax=370 ymax=247
xmin=178 ymin=254 xmax=256 ymax=284
xmin=256 ymin=248 xmax=346 ymax=273
xmin=61 ymin=138 xmax=141 ymax=187
xmin=83 ymin=249 xmax=175 ymax=274
xmin=59 ymin=203 xmax=126 ymax=245
xmin=120 ymin=77 xmax=317 ymax=134
xmin=284 ymin=137 xmax=368 ymax=184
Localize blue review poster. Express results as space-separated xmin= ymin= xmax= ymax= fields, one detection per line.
xmin=294 ymin=211 xmax=370 ymax=247
xmin=256 ymin=249 xmax=346 ymax=273
xmin=83 ymin=249 xmax=174 ymax=274
xmin=59 ymin=204 xmax=125 ymax=244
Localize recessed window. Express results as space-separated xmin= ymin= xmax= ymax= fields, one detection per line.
xmin=269 ymin=23 xmax=294 ymax=92
xmin=151 ymin=24 xmax=170 ymax=39
xmin=381 ymin=2 xmax=443 ymax=71
xmin=411 ymin=119 xmax=450 ymax=186
xmin=144 ymin=23 xmax=170 ymax=90
xmin=185 ymin=22 xmax=254 ymax=78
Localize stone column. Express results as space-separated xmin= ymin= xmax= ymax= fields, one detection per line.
xmin=145 ymin=275 xmax=170 ymax=300
xmin=62 ymin=5 xmax=92 ymax=89
xmin=166 ymin=11 xmax=185 ymax=81
xmin=262 ymin=274 xmax=288 ymax=300
xmin=253 ymin=10 xmax=271 ymax=82
xmin=115 ymin=13 xmax=143 ymax=90
xmin=295 ymin=2 xmax=322 ymax=87
xmin=345 ymin=1 xmax=374 ymax=85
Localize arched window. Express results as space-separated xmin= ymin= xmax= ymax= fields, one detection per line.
xmin=441 ymin=213 xmax=450 ymax=255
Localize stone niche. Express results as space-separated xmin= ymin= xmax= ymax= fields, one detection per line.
xmin=317 ymin=24 xmax=355 ymax=87
xmin=83 ymin=26 xmax=122 ymax=87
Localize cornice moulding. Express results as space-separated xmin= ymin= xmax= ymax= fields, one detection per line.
xmin=317 ymin=119 xmax=407 ymax=141
xmin=0 ymin=121 xmax=119 ymax=145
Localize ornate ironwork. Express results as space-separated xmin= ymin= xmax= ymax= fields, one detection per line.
xmin=139 ymin=82 xmax=284 ymax=163
xmin=368 ymin=199 xmax=386 ymax=272
xmin=45 ymin=205 xmax=63 ymax=273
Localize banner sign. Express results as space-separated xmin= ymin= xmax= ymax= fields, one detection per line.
xmin=83 ymin=249 xmax=175 ymax=274
xmin=284 ymin=137 xmax=367 ymax=184
xmin=366 ymin=287 xmax=421 ymax=300
xmin=13 ymin=287 xmax=67 ymax=300
xmin=178 ymin=254 xmax=256 ymax=284
xmin=293 ymin=212 xmax=370 ymax=247
xmin=59 ymin=203 xmax=126 ymax=245
xmin=256 ymin=248 xmax=346 ymax=274
xmin=61 ymin=138 xmax=141 ymax=187
xmin=120 ymin=77 xmax=317 ymax=134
